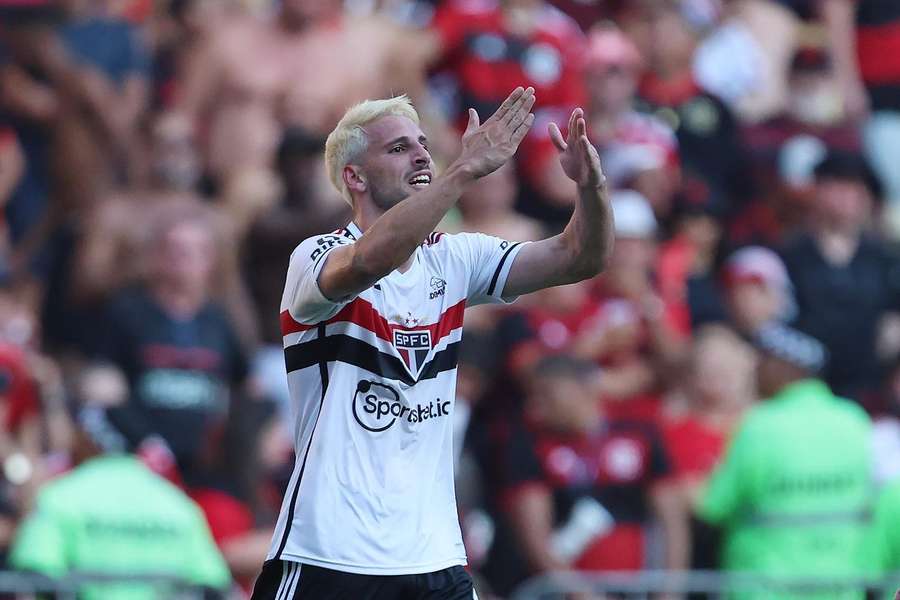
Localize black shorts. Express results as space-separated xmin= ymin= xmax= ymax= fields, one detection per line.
xmin=250 ymin=559 xmax=478 ymax=600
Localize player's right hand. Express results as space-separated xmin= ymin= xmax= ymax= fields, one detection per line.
xmin=457 ymin=86 xmax=536 ymax=179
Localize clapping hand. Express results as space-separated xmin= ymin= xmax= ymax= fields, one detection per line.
xmin=458 ymin=86 xmax=536 ymax=179
xmin=549 ymin=108 xmax=606 ymax=189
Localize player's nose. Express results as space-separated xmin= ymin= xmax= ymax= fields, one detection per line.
xmin=411 ymin=145 xmax=430 ymax=168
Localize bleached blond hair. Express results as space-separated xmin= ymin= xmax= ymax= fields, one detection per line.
xmin=325 ymin=95 xmax=421 ymax=206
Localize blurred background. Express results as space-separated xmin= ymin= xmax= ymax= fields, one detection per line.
xmin=1 ymin=0 xmax=900 ymax=598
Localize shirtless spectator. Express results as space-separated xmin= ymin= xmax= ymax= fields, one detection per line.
xmin=523 ymin=24 xmax=680 ymax=218
xmin=0 ymin=0 xmax=149 ymax=248
xmin=177 ymin=0 xmax=434 ymax=190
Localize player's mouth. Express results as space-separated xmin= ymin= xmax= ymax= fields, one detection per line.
xmin=408 ymin=171 xmax=432 ymax=189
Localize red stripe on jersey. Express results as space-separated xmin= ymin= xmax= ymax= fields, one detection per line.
xmin=281 ymin=297 xmax=467 ymax=346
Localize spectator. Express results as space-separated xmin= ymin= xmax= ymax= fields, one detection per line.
xmin=780 ymin=149 xmax=898 ymax=402
xmin=495 ymin=355 xmax=686 ymax=594
xmin=9 ymin=408 xmax=230 ymax=600
xmin=822 ymin=0 xmax=900 ymax=208
xmin=629 ymin=0 xmax=752 ymax=221
xmin=457 ymin=162 xmax=542 ymax=244
xmin=663 ymin=324 xmax=756 ymax=569
xmin=424 ymin=0 xmax=586 ymax=221
xmin=88 ymin=203 xmax=250 ymax=485
xmin=579 ymin=190 xmax=687 ymax=413
xmin=523 ymin=23 xmax=681 ymax=219
xmin=456 ymin=162 xmax=543 ymax=332
xmin=697 ymin=323 xmax=873 ymax=592
xmin=177 ymin=0 xmax=428 ymax=189
xmin=721 ymin=245 xmax=795 ymax=336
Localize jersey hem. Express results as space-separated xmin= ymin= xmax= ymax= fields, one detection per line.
xmin=276 ymin=553 xmax=468 ymax=576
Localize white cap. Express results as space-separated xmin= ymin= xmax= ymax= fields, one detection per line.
xmin=611 ymin=190 xmax=658 ymax=238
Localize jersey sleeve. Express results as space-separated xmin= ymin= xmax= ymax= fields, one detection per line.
xmin=282 ymin=233 xmax=356 ymax=325
xmin=450 ymin=232 xmax=529 ymax=307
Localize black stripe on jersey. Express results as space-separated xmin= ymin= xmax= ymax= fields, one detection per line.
xmin=276 ymin=324 xmax=329 ymax=559
xmin=487 ymin=242 xmax=521 ymax=296
xmin=284 ymin=335 xmax=460 ymax=385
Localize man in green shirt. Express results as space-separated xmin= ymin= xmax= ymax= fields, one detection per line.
xmin=10 ymin=408 xmax=230 ymax=600
xmin=698 ymin=323 xmax=874 ymax=598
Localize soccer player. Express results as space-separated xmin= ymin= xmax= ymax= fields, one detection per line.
xmin=251 ymin=87 xmax=614 ymax=599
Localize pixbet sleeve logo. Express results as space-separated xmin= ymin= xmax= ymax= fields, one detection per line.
xmin=352 ymin=380 xmax=450 ymax=433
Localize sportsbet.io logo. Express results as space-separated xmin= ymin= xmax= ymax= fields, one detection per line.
xmin=352 ymin=380 xmax=450 ymax=433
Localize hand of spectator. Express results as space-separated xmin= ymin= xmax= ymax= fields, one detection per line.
xmin=549 ymin=108 xmax=606 ymax=189
xmin=457 ymin=86 xmax=536 ymax=179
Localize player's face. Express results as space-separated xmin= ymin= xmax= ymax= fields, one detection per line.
xmin=358 ymin=115 xmax=433 ymax=212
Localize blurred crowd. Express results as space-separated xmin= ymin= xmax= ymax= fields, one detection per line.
xmin=2 ymin=0 xmax=900 ymax=597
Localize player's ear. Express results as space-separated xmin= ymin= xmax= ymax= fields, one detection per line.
xmin=343 ymin=165 xmax=367 ymax=193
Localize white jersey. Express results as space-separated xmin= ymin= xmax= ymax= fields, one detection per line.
xmin=268 ymin=221 xmax=526 ymax=575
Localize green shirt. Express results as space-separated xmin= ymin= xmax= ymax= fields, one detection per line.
xmin=871 ymin=480 xmax=900 ymax=598
xmin=11 ymin=455 xmax=230 ymax=599
xmin=699 ymin=379 xmax=873 ymax=596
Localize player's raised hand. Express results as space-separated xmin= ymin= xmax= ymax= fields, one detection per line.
xmin=549 ymin=107 xmax=606 ymax=189
xmin=457 ymin=86 xmax=536 ymax=178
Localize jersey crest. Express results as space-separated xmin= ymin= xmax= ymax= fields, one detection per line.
xmin=393 ymin=329 xmax=433 ymax=374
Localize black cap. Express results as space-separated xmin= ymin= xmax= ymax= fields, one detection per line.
xmin=754 ymin=322 xmax=828 ymax=374
xmin=813 ymin=149 xmax=883 ymax=200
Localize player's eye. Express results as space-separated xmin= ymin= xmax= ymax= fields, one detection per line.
xmin=390 ymin=145 xmax=405 ymax=153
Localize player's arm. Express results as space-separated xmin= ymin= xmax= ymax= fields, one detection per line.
xmin=316 ymin=87 xmax=536 ymax=302
xmin=503 ymin=108 xmax=614 ymax=297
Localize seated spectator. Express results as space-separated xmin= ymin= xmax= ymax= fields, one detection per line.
xmin=10 ymin=408 xmax=230 ymax=599
xmin=498 ymin=355 xmax=686 ymax=592
xmin=721 ymin=245 xmax=795 ymax=336
xmin=780 ymin=149 xmax=897 ymax=402
xmin=86 ymin=203 xmax=250 ymax=486
xmin=522 ymin=24 xmax=681 ymax=219
xmin=697 ymin=323 xmax=873 ymax=590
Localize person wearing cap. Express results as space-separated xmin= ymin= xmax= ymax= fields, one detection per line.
xmin=578 ymin=190 xmax=687 ymax=412
xmin=722 ymin=246 xmax=795 ymax=336
xmin=780 ymin=148 xmax=896 ymax=403
xmin=524 ymin=23 xmax=681 ymax=220
xmin=697 ymin=323 xmax=874 ymax=596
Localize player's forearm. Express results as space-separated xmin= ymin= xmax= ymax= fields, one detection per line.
xmin=350 ymin=162 xmax=474 ymax=279
xmin=559 ymin=182 xmax=614 ymax=282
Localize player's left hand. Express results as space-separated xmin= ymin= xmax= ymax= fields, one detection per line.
xmin=549 ymin=108 xmax=606 ymax=189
